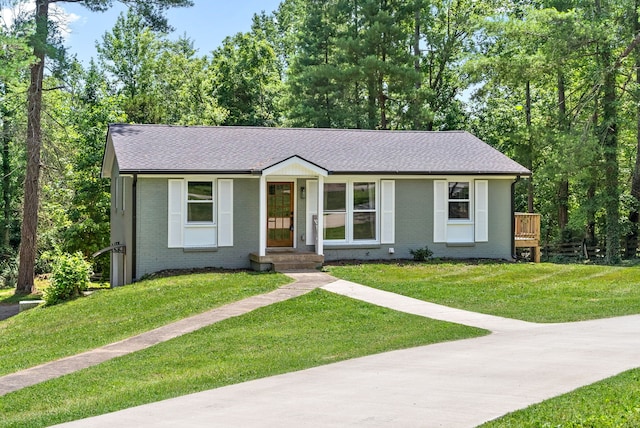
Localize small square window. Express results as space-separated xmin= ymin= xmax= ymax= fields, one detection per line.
xmin=188 ymin=182 xmax=213 ymax=201
xmin=324 ymin=183 xmax=346 ymax=211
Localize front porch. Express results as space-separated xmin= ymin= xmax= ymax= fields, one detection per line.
xmin=256 ymin=156 xmax=328 ymax=262
xmin=250 ymin=250 xmax=325 ymax=272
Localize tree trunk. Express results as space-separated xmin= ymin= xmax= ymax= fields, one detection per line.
xmin=1 ymin=107 xmax=11 ymax=250
xmin=557 ymin=70 xmax=570 ymax=237
xmin=557 ymin=179 xmax=569 ymax=233
xmin=585 ymin=181 xmax=597 ymax=246
xmin=16 ymin=0 xmax=48 ymax=294
xmin=525 ymin=80 xmax=534 ymax=213
xmin=600 ymin=46 xmax=620 ymax=264
xmin=626 ymin=0 xmax=640 ymax=258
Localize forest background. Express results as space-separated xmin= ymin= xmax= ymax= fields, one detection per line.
xmin=1 ymin=0 xmax=640 ymax=290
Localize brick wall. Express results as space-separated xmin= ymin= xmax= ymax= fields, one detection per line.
xmin=136 ymin=177 xmax=260 ymax=278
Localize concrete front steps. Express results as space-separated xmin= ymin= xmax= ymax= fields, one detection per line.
xmin=249 ymin=251 xmax=324 ymax=272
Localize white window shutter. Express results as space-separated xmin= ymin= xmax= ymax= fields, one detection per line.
xmin=306 ymin=180 xmax=318 ymax=245
xmin=218 ymin=179 xmax=234 ymax=246
xmin=475 ymin=180 xmax=489 ymax=242
xmin=433 ymin=180 xmax=447 ymax=243
xmin=380 ymin=180 xmax=395 ymax=244
xmin=168 ymin=179 xmax=184 ymax=248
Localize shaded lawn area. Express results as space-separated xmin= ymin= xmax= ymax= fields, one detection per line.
xmin=480 ymin=368 xmax=640 ymax=427
xmin=0 ymin=272 xmax=289 ymax=377
xmin=325 ymin=262 xmax=640 ymax=323
xmin=0 ymin=290 xmax=486 ymax=427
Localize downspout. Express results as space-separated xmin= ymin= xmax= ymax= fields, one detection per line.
xmin=132 ymin=174 xmax=137 ymax=281
xmin=511 ymin=176 xmax=520 ymax=260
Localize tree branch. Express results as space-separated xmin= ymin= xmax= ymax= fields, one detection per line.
xmin=615 ymin=32 xmax=640 ymax=69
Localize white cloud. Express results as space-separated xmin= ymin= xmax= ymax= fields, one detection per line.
xmin=0 ymin=1 xmax=80 ymax=41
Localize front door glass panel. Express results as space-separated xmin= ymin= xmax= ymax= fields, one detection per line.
xmin=267 ymin=182 xmax=294 ymax=247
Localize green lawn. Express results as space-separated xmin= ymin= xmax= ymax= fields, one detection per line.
xmin=3 ymin=263 xmax=639 ymax=426
xmin=326 ymin=262 xmax=640 ymax=322
xmin=0 ymin=272 xmax=289 ymax=376
xmin=0 ymin=289 xmax=485 ymax=427
xmin=481 ymin=368 xmax=640 ymax=427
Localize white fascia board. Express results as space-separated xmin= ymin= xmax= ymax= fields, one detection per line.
xmin=261 ymin=156 xmax=328 ymax=177
xmin=134 ymin=174 xmax=257 ymax=179
xmin=101 ymin=136 xmax=116 ymax=178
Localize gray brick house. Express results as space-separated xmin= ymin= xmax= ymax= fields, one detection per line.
xmin=102 ymin=124 xmax=530 ymax=286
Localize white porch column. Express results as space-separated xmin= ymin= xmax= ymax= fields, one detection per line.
xmin=259 ymin=175 xmax=267 ymax=256
xmin=316 ymin=175 xmax=324 ymax=256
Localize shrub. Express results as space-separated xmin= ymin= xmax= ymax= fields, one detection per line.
xmin=44 ymin=252 xmax=93 ymax=306
xmin=409 ymin=246 xmax=433 ymax=261
xmin=0 ymin=258 xmax=18 ymax=289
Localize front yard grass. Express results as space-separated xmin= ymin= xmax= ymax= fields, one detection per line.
xmin=0 ymin=289 xmax=485 ymax=427
xmin=0 ymin=272 xmax=289 ymax=377
xmin=3 ymin=262 xmax=639 ymax=426
xmin=326 ymin=262 xmax=640 ymax=322
xmin=480 ymin=368 xmax=640 ymax=427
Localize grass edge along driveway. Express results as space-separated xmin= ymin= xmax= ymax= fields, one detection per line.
xmin=327 ymin=261 xmax=640 ymax=427
xmin=326 ymin=262 xmax=640 ymax=323
xmin=481 ymin=367 xmax=640 ymax=427
xmin=0 ymin=289 xmax=486 ymax=427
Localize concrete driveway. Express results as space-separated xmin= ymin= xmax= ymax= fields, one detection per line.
xmin=0 ymin=304 xmax=19 ymax=321
xmin=55 ymin=279 xmax=640 ymax=428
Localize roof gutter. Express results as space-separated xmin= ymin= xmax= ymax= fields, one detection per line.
xmin=119 ymin=169 xmax=257 ymax=176
xmin=119 ymin=169 xmax=532 ymax=177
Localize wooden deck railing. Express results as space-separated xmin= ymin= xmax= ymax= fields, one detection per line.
xmin=514 ymin=213 xmax=541 ymax=262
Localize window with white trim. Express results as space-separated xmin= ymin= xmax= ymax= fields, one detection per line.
xmin=323 ymin=183 xmax=347 ymax=240
xmin=448 ymin=182 xmax=470 ymax=220
xmin=434 ymin=179 xmax=488 ymax=244
xmin=168 ymin=178 xmax=234 ymax=248
xmin=187 ymin=181 xmax=214 ymax=223
xmin=353 ymin=182 xmax=376 ymax=240
xmin=323 ymin=181 xmax=377 ymax=242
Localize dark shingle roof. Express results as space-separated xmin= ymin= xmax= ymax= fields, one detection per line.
xmin=106 ymin=124 xmax=530 ymax=176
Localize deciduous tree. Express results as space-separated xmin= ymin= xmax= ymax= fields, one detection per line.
xmin=16 ymin=0 xmax=192 ymax=294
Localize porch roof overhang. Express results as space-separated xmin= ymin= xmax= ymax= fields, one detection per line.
xmin=260 ymin=155 xmax=328 ymax=177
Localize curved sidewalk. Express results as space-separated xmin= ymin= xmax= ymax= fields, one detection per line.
xmin=54 ymin=275 xmax=640 ymax=428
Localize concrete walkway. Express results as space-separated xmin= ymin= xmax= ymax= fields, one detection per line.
xmin=51 ymin=275 xmax=640 ymax=428
xmin=0 ymin=271 xmax=334 ymax=396
xmin=323 ymin=279 xmax=537 ymax=332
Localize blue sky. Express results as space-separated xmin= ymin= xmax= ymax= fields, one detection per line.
xmin=61 ymin=0 xmax=282 ymax=64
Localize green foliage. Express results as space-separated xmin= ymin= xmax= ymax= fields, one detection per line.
xmin=1 ymin=0 xmax=639 ymax=290
xmin=211 ymin=31 xmax=283 ymax=126
xmin=409 ymin=246 xmax=434 ymax=261
xmin=43 ymin=252 xmax=92 ymax=306
xmin=0 ymin=256 xmax=18 ymax=289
